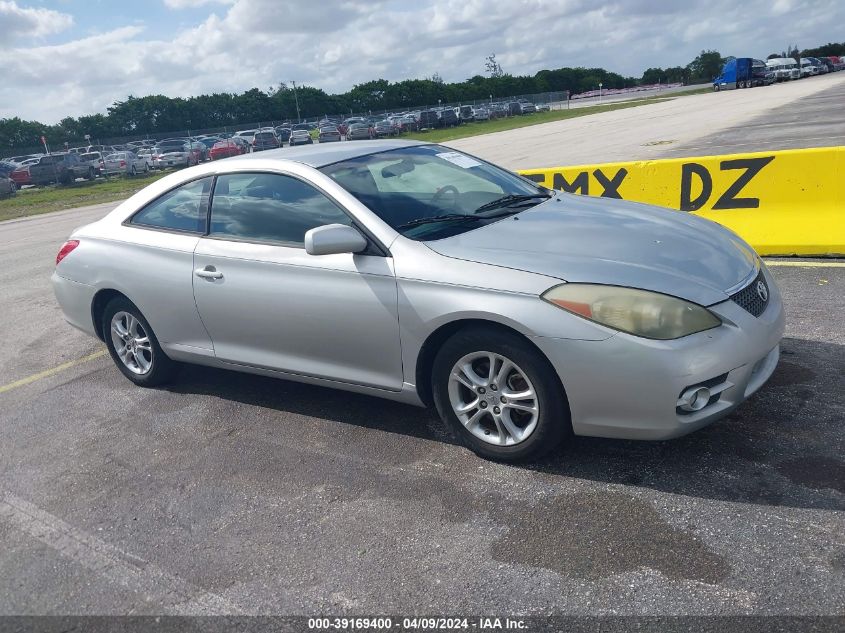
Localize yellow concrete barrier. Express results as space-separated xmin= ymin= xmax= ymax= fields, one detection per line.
xmin=518 ymin=147 xmax=845 ymax=256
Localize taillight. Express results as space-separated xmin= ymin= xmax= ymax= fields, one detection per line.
xmin=56 ymin=240 xmax=79 ymax=266
xmin=120 ymin=160 xmax=126 ymax=167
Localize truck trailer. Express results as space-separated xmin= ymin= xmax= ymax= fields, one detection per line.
xmin=713 ymin=58 xmax=772 ymax=90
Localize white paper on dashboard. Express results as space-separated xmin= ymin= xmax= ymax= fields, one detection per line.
xmin=436 ymin=151 xmax=482 ymax=168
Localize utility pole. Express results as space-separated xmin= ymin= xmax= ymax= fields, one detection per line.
xmin=291 ymin=81 xmax=301 ymax=122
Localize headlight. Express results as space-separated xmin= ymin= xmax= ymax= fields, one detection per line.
xmin=542 ymin=284 xmax=721 ymax=340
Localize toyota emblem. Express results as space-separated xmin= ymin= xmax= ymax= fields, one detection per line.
xmin=756 ymin=280 xmax=769 ymax=302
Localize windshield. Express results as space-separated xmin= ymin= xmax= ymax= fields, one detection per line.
xmin=319 ymin=144 xmax=548 ymax=241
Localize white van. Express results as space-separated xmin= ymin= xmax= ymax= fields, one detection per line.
xmin=766 ymin=58 xmax=800 ymax=81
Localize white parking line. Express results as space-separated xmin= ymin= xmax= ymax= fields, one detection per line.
xmin=0 ymin=493 xmax=243 ymax=615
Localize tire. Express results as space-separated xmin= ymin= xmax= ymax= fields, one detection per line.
xmin=714 ymin=84 xmax=720 ymax=92
xmin=431 ymin=326 xmax=570 ymax=462
xmin=102 ymin=296 xmax=177 ymax=387
xmin=87 ymin=168 xmax=95 ymax=181
xmin=129 ymin=166 xmax=136 ymax=177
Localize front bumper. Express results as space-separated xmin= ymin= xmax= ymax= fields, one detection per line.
xmin=531 ymin=266 xmax=785 ymax=440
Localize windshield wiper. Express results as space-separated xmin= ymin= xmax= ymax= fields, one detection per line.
xmin=472 ymin=193 xmax=552 ymax=215
xmin=397 ymin=214 xmax=486 ymax=229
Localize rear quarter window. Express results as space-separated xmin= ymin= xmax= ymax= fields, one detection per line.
xmin=129 ymin=177 xmax=212 ymax=233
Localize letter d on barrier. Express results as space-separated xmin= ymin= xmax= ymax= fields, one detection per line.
xmin=680 ymin=163 xmax=712 ymax=212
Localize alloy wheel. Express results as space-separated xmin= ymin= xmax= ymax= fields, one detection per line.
xmin=447 ymin=351 xmax=539 ymax=446
xmin=110 ymin=311 xmax=153 ymax=375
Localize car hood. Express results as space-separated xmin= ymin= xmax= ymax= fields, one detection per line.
xmin=424 ymin=194 xmax=758 ymax=306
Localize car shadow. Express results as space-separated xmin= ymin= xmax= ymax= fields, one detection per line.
xmin=165 ymin=336 xmax=844 ymax=511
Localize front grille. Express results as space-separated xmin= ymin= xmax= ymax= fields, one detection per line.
xmin=730 ymin=271 xmax=769 ymax=317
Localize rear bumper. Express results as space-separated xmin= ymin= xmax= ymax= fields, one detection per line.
xmin=51 ymin=272 xmax=97 ymax=338
xmin=531 ymin=267 xmax=785 ymax=440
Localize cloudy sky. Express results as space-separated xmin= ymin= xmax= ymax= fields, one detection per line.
xmin=1 ymin=0 xmax=842 ymax=123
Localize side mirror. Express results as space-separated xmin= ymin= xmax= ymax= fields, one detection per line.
xmin=304 ymin=224 xmax=368 ymax=256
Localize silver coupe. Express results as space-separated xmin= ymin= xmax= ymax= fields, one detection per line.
xmin=52 ymin=140 xmax=784 ymax=461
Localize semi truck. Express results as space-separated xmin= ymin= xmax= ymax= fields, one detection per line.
xmin=713 ymin=58 xmax=772 ymax=90
xmin=766 ymin=57 xmax=801 ymax=81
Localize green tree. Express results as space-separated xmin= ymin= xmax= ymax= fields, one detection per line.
xmin=686 ymin=50 xmax=725 ymax=81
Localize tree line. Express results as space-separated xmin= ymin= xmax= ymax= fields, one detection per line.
xmin=0 ymin=47 xmax=797 ymax=152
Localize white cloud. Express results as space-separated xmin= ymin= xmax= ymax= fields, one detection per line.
xmin=0 ymin=0 xmax=73 ymax=45
xmin=163 ymin=0 xmax=234 ymax=8
xmin=2 ymin=0 xmax=844 ymax=123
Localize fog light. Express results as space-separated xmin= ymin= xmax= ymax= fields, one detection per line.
xmin=678 ymin=386 xmax=711 ymax=412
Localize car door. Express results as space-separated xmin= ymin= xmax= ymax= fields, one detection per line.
xmin=192 ymin=170 xmax=404 ymax=391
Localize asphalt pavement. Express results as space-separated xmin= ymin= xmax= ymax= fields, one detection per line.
xmin=660 ymin=75 xmax=845 ymax=156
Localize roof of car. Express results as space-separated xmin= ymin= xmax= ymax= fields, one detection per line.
xmin=230 ymin=139 xmax=429 ymax=168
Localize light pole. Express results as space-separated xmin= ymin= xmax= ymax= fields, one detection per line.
xmin=290 ymin=80 xmax=301 ymax=122
xmin=598 ymin=82 xmax=603 ymax=105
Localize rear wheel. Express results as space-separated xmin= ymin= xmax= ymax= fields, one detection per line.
xmin=102 ymin=296 xmax=177 ymax=387
xmin=432 ymin=327 xmax=570 ymax=462
xmin=87 ymin=168 xmax=95 ymax=181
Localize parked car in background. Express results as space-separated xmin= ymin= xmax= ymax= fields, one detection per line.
xmin=79 ymin=152 xmax=105 ymax=178
xmin=230 ymin=136 xmax=251 ymax=153
xmin=398 ymin=115 xmax=419 ymax=132
xmin=234 ymin=130 xmax=258 ymax=150
xmin=136 ymin=148 xmax=155 ymax=170
xmin=289 ymin=129 xmax=314 ymax=146
xmin=473 ymin=108 xmax=490 ymax=121
xmin=374 ymin=120 xmax=397 ymax=137
xmin=275 ymin=127 xmax=292 ymax=144
xmin=152 ymin=140 xmax=197 ymax=169
xmin=345 ymin=122 xmax=375 ymax=140
xmin=103 ymin=151 xmax=149 ymax=177
xmin=3 ymin=154 xmax=41 ymax=164
xmin=29 ymin=153 xmax=88 ymax=185
xmin=0 ymin=163 xmax=17 ymax=197
xmin=520 ymin=101 xmax=537 ymax=113
xmin=253 ymin=130 xmax=281 ymax=152
xmin=318 ymin=126 xmax=342 ymax=143
xmin=507 ymin=101 xmax=525 ymax=116
xmin=10 ymin=157 xmax=41 ymax=187
xmin=440 ymin=107 xmax=459 ymax=127
xmin=535 ymin=103 xmax=551 ymax=112
xmin=209 ymin=139 xmax=244 ymax=160
xmin=196 ymin=137 xmax=221 ymax=155
xmin=417 ymin=110 xmax=440 ymax=130
xmin=340 ymin=118 xmax=365 ymax=135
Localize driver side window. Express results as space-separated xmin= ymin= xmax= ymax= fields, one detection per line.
xmin=209 ymin=172 xmax=353 ymax=246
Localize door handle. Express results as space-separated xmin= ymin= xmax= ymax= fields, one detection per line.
xmin=194 ymin=267 xmax=223 ymax=280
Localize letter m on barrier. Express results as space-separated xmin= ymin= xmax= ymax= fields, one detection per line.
xmin=552 ymin=171 xmax=589 ymax=194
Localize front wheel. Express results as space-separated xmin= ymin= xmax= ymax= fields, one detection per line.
xmin=102 ymin=296 xmax=177 ymax=387
xmin=432 ymin=327 xmax=570 ymax=462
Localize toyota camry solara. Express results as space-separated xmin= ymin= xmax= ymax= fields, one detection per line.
xmin=52 ymin=140 xmax=784 ymax=461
